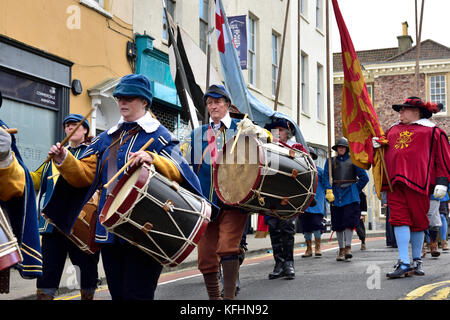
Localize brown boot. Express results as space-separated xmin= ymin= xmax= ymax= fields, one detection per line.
xmin=314 ymin=239 xmax=322 ymax=257
xmin=36 ymin=289 xmax=54 ymax=300
xmin=344 ymin=246 xmax=353 ymax=260
xmin=430 ymin=240 xmax=441 ymax=257
xmin=80 ymin=289 xmax=95 ymax=300
xmin=221 ymin=259 xmax=240 ymax=300
xmin=336 ymin=248 xmax=345 ymax=261
xmin=442 ymin=239 xmax=449 ymax=251
xmin=202 ymin=272 xmax=222 ymax=300
xmin=302 ymin=240 xmax=313 ymax=258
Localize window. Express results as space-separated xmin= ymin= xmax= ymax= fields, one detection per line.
xmin=162 ymin=0 xmax=176 ymax=41
xmin=315 ymin=0 xmax=322 ymax=29
xmin=300 ymin=0 xmax=307 ymax=17
xmin=430 ymin=75 xmax=447 ymax=112
xmin=317 ymin=63 xmax=323 ymax=120
xmin=366 ymin=84 xmax=373 ymax=103
xmin=271 ymin=33 xmax=279 ymax=96
xmin=248 ymin=16 xmax=257 ymax=86
xmin=199 ymin=0 xmax=208 ymax=52
xmin=301 ymin=52 xmax=308 ymax=113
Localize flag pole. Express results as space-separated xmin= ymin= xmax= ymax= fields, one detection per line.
xmin=205 ymin=0 xmax=212 ymax=123
xmin=274 ymin=0 xmax=290 ymax=112
xmin=414 ymin=0 xmax=425 ymax=95
xmin=326 ymin=0 xmax=332 ymax=184
xmin=162 ymin=0 xmax=200 ymax=128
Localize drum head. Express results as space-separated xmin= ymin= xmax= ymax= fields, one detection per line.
xmin=214 ymin=135 xmax=262 ymax=205
xmin=101 ymin=165 xmax=148 ymax=225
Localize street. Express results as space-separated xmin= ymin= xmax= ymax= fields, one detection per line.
xmin=55 ymin=237 xmax=450 ymax=301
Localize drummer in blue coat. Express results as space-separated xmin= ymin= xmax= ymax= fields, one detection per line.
xmin=299 ymin=146 xmax=328 ymax=258
xmin=0 ymin=91 xmax=42 ymax=292
xmin=44 ymin=74 xmax=203 ymax=300
xmin=323 ymin=137 xmax=369 ymax=261
xmin=30 ymin=114 xmax=99 ymax=300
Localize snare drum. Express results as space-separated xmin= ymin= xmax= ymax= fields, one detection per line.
xmin=100 ymin=163 xmax=211 ymax=267
xmin=214 ymin=135 xmax=317 ymax=219
xmin=69 ymin=191 xmax=101 ymax=254
xmin=0 ymin=206 xmax=22 ymax=271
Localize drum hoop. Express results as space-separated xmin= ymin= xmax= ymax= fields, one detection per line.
xmin=213 ymin=135 xmax=264 ymax=206
xmin=100 ymin=164 xmax=151 ymax=227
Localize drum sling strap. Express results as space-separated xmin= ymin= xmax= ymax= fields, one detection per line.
xmin=100 ymin=126 xmax=142 ymax=194
xmin=196 ymin=125 xmax=225 ymax=174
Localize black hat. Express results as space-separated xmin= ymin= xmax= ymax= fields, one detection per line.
xmin=204 ymin=84 xmax=231 ymax=104
xmin=264 ymin=119 xmax=296 ymax=135
xmin=332 ymin=137 xmax=349 ymax=151
xmin=392 ymin=96 xmax=440 ymax=119
xmin=308 ymin=146 xmax=318 ymax=160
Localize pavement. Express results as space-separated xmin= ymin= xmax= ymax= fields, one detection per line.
xmin=0 ymin=225 xmax=386 ymax=300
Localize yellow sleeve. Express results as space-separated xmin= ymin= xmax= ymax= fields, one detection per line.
xmin=30 ymin=164 xmax=44 ymax=191
xmin=54 ymin=152 xmax=98 ymax=188
xmin=0 ymin=153 xmax=26 ymax=201
xmin=150 ymin=152 xmax=183 ymax=184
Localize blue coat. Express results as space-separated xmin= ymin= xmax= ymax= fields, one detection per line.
xmin=37 ymin=144 xmax=87 ymax=233
xmin=323 ymin=153 xmax=369 ymax=207
xmin=0 ymin=120 xmax=42 ymax=279
xmin=189 ymin=119 xmax=240 ymax=207
xmin=43 ymin=121 xmax=204 ymax=244
xmin=305 ymin=166 xmax=326 ymax=215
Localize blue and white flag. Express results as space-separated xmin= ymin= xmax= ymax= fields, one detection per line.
xmin=214 ymin=0 xmax=307 ymax=147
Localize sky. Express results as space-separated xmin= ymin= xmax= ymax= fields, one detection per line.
xmin=331 ymin=0 xmax=450 ymax=53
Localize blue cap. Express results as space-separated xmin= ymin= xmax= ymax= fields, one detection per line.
xmin=113 ymin=74 xmax=153 ymax=106
xmin=204 ymin=84 xmax=231 ymax=103
xmin=63 ymin=114 xmax=90 ymax=131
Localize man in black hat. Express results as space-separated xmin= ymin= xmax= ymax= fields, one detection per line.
xmin=324 ymin=137 xmax=369 ymax=261
xmin=373 ymin=97 xmax=450 ymax=278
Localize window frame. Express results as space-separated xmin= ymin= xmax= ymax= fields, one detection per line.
xmin=248 ymin=15 xmax=257 ymax=86
xmin=199 ymin=0 xmax=208 ymax=52
xmin=301 ymin=52 xmax=309 ymax=114
xmin=271 ymin=32 xmax=279 ymax=96
xmin=429 ymin=74 xmax=447 ymax=113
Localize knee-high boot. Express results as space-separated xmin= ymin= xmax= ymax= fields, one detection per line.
xmin=202 ymin=272 xmax=222 ymax=300
xmin=221 ymin=258 xmax=240 ymax=300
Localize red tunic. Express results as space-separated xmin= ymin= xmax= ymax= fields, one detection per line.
xmin=383 ymin=122 xmax=450 ymax=196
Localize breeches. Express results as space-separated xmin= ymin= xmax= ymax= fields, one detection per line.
xmin=197 ymin=208 xmax=248 ymax=274
xmin=330 ymin=202 xmax=360 ymax=231
xmin=387 ymin=183 xmax=430 ymax=232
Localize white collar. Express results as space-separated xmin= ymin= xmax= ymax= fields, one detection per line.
xmin=391 ymin=118 xmax=436 ymax=129
xmin=209 ymin=112 xmax=232 ymax=129
xmin=107 ymin=112 xmax=160 ymax=135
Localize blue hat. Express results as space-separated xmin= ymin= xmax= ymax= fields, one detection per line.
xmin=264 ymin=119 xmax=295 ymax=135
xmin=63 ymin=114 xmax=90 ymax=131
xmin=204 ymin=84 xmax=231 ymax=104
xmin=113 ymin=74 xmax=153 ymax=106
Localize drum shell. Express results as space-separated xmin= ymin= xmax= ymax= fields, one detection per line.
xmin=100 ymin=164 xmax=210 ymax=267
xmin=69 ymin=191 xmax=101 ymax=254
xmin=214 ymin=136 xmax=317 ymax=219
xmin=0 ymin=207 xmax=22 ymax=271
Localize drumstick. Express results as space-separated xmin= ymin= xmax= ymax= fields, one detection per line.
xmin=5 ymin=128 xmax=18 ymax=134
xmin=103 ymin=137 xmax=155 ymax=189
xmin=44 ymin=108 xmax=94 ymax=163
xmin=229 ymin=114 xmax=248 ymax=154
xmin=47 ymin=172 xmax=60 ymax=180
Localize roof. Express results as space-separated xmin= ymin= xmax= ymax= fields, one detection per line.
xmin=333 ymin=39 xmax=450 ymax=72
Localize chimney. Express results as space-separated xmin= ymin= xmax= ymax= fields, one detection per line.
xmin=397 ymin=21 xmax=413 ymax=54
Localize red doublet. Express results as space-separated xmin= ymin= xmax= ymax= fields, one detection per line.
xmin=383 ymin=123 xmax=450 ymax=196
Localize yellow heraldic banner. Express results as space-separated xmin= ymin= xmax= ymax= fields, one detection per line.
xmin=332 ymin=0 xmax=387 ymax=199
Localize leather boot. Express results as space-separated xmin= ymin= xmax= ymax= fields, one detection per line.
xmin=80 ymin=289 xmax=95 ymax=300
xmin=430 ymin=240 xmax=441 ymax=257
xmin=283 ymin=261 xmax=295 ymax=280
xmin=36 ymin=289 xmax=54 ymax=300
xmin=314 ymin=239 xmax=322 ymax=257
xmin=336 ymin=248 xmax=345 ymax=261
xmin=386 ymin=260 xmax=414 ymax=279
xmin=203 ymin=272 xmax=222 ymax=300
xmin=302 ymin=240 xmax=313 ymax=258
xmin=344 ymin=246 xmax=353 ymax=260
xmin=412 ymin=259 xmax=425 ymax=276
xmin=442 ymin=239 xmax=449 ymax=251
xmin=221 ymin=259 xmax=240 ymax=300
xmin=268 ymin=261 xmax=285 ymax=279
